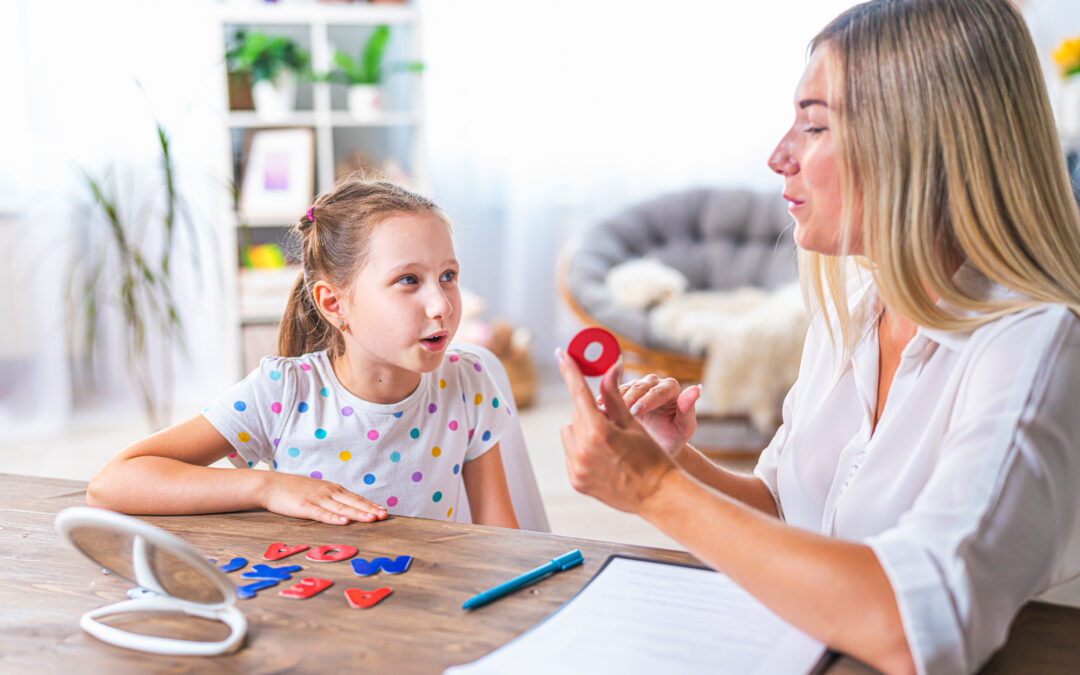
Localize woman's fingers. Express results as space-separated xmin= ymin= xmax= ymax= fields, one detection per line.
xmin=599 ymin=359 xmax=634 ymax=428
xmin=556 ymin=348 xmax=608 ymax=428
xmin=629 ymin=377 xmax=683 ymax=416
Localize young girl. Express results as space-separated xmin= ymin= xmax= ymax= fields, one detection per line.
xmin=88 ymin=177 xmax=520 ymax=528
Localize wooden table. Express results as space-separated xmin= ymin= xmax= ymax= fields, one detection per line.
xmin=1 ymin=474 xmax=1077 ymax=673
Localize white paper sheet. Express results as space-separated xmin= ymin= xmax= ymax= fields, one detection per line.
xmin=445 ymin=556 xmax=827 ymax=675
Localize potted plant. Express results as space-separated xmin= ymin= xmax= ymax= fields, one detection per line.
xmin=226 ymin=30 xmax=310 ymax=122
xmin=330 ymin=25 xmax=423 ymax=120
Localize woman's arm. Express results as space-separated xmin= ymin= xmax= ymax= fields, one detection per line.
xmin=462 ymin=443 xmax=520 ymax=528
xmin=559 ymin=353 xmax=915 ymax=674
xmin=87 ymin=414 xmax=388 ymax=525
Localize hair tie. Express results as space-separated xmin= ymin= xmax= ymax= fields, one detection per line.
xmin=305 ymin=207 xmax=314 ymax=223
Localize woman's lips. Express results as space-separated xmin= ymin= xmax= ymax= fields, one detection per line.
xmin=783 ymin=194 xmax=805 ymax=211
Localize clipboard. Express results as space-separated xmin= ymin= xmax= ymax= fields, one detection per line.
xmin=446 ymin=554 xmax=832 ymax=675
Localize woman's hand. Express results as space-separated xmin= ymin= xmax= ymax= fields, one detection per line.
xmin=559 ymin=351 xmax=677 ymax=514
xmin=598 ymin=374 xmax=701 ymax=459
xmin=260 ymin=472 xmax=388 ymax=525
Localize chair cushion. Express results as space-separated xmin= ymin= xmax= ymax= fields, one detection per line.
xmin=566 ymin=187 xmax=798 ymax=355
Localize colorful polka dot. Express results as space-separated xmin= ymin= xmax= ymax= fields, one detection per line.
xmin=339 ymin=450 xmax=352 ymax=461
xmin=492 ymin=398 xmax=500 ymax=408
xmin=247 ymin=461 xmax=253 ymax=467
xmin=273 ymin=438 xmax=279 ymax=447
xmin=453 ymin=463 xmax=460 ymax=475
xmin=390 ymin=451 xmax=401 ymax=462
xmin=411 ymin=471 xmax=423 ymax=482
xmin=428 ymin=403 xmax=438 ymax=414
xmin=447 ymin=507 xmax=453 ymax=518
xmin=233 ymin=400 xmax=247 ymax=411
xmin=320 ymin=387 xmax=330 ymax=397
xmin=431 ymin=446 xmax=441 ymax=457
xmin=387 ymin=496 xmax=399 ymax=507
xmin=367 ymin=429 xmax=379 ymax=441
xmin=474 ymin=393 xmax=483 ymax=405
xmin=468 ymin=429 xmax=475 ymax=441
xmin=363 ymin=473 xmax=376 ymax=485
xmin=228 ymin=452 xmax=237 ymax=458
xmin=482 ymin=430 xmax=492 ymax=442
xmin=269 ymin=370 xmax=282 ymax=381
xmin=288 ymin=447 xmax=299 ymax=457
xmin=433 ymin=491 xmax=443 ymax=502
xmin=449 ymin=354 xmax=459 ymax=362
xmin=448 ymin=420 xmax=458 ymax=431
xmin=300 ymin=363 xmax=311 ymax=371
xmin=237 ymin=432 xmax=251 ymax=443
xmin=311 ymin=471 xmax=323 ymax=479
xmin=273 ymin=460 xmax=278 ymax=469
xmin=315 ymin=428 xmax=327 ymax=439
xmin=342 ymin=406 xmax=354 ymax=417
xmin=298 ymin=402 xmax=309 ymax=413
xmin=271 ymin=402 xmax=283 ymax=414
xmin=473 ymin=362 xmax=482 ymax=372
xmin=393 ymin=412 xmax=403 ymax=418
xmin=410 ymin=428 xmax=420 ymax=439
xmin=439 ymin=379 xmax=447 ymax=389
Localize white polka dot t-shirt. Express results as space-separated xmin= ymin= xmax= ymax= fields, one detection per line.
xmin=202 ymin=347 xmax=513 ymax=522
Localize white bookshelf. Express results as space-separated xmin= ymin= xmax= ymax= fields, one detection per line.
xmin=212 ymin=1 xmax=426 ymax=376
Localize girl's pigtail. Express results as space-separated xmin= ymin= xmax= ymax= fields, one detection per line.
xmin=277 ymin=270 xmax=331 ymax=357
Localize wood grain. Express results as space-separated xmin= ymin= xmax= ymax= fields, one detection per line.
xmin=2 ymin=473 xmax=1077 ymax=674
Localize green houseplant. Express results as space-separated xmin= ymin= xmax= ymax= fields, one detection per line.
xmin=68 ymin=123 xmax=202 ymax=431
xmin=329 ymin=25 xmax=423 ymax=120
xmin=226 ymin=30 xmax=311 ymax=121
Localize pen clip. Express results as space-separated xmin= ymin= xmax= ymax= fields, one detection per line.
xmin=552 ymin=549 xmax=584 ymax=571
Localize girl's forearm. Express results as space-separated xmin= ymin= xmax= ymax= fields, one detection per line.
xmin=640 ymin=469 xmax=915 ymax=675
xmin=671 ymin=444 xmax=780 ymax=517
xmin=87 ymin=456 xmax=270 ymax=516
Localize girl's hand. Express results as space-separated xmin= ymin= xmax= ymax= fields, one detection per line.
xmin=260 ymin=472 xmax=388 ymax=525
xmin=559 ymin=352 xmax=676 ymax=514
xmin=598 ymin=374 xmax=701 ymax=459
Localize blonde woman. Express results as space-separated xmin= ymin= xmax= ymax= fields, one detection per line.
xmin=557 ymin=0 xmax=1080 ymax=673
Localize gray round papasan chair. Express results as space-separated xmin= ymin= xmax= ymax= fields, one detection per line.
xmin=559 ymin=187 xmax=799 ymax=384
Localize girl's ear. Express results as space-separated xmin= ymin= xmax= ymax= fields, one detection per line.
xmin=311 ymin=280 xmax=344 ymax=322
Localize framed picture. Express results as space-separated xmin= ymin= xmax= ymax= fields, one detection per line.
xmin=239 ymin=128 xmax=315 ymax=223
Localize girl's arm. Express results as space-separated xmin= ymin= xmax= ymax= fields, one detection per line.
xmin=86 ymin=414 xmax=387 ymax=525
xmin=461 ymin=443 xmax=520 ymax=528
xmin=559 ymin=354 xmax=915 ymax=675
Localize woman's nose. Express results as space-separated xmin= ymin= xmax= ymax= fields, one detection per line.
xmin=768 ymin=135 xmax=798 ymax=176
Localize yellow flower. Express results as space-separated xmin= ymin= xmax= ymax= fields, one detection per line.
xmin=1052 ymin=35 xmax=1080 ymax=78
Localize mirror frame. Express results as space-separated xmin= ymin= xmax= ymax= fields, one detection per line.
xmin=56 ymin=506 xmax=246 ymax=656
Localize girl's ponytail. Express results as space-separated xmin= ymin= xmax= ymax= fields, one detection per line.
xmin=275 ymin=173 xmax=443 ymax=359
xmin=277 ymin=269 xmax=340 ymax=357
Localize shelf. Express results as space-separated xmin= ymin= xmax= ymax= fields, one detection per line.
xmin=227 ymin=110 xmax=419 ymax=129
xmin=216 ymin=3 xmax=419 ymax=26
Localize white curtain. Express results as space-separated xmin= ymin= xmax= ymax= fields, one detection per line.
xmin=0 ymin=0 xmax=232 ymax=438
xmin=419 ymin=0 xmax=858 ymax=364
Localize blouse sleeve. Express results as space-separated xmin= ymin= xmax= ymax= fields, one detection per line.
xmin=450 ymin=350 xmax=513 ymax=462
xmin=202 ymin=357 xmax=296 ymax=468
xmin=864 ymin=307 xmax=1080 ymax=674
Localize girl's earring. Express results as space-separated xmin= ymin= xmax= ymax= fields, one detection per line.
xmin=338 ymin=319 xmax=346 ymax=331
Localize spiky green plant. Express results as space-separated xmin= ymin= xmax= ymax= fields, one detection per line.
xmin=330 ymin=25 xmax=423 ymax=85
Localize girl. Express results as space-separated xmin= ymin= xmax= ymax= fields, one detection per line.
xmin=88 ymin=177 xmax=520 ymax=529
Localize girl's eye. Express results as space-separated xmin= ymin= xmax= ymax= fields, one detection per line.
xmin=396 ymin=274 xmax=418 ymax=285
xmin=440 ymin=270 xmax=458 ymax=283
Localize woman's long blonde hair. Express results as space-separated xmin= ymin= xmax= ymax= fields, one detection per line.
xmin=803 ymin=0 xmax=1080 ymax=362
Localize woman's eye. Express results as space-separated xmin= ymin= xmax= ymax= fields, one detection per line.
xmin=396 ymin=274 xmax=418 ymax=285
xmin=440 ymin=270 xmax=458 ymax=283
xmin=805 ymin=126 xmax=827 ymax=136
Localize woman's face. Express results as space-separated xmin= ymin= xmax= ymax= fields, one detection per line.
xmin=768 ymin=47 xmax=861 ymax=256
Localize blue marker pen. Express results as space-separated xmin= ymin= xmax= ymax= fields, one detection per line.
xmin=462 ymin=549 xmax=584 ymax=610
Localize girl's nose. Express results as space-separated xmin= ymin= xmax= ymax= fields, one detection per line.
xmin=768 ymin=135 xmax=798 ymax=176
xmin=427 ymin=289 xmax=453 ymax=320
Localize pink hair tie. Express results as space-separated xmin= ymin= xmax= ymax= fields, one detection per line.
xmin=305 ymin=208 xmax=315 ymax=223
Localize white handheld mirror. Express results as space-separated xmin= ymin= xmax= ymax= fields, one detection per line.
xmin=55 ymin=506 xmax=246 ymax=655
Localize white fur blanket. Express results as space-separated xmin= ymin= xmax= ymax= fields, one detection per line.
xmin=607 ymin=259 xmax=808 ymax=433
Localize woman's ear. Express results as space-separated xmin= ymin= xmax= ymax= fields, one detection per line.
xmin=311 ymin=280 xmax=343 ymax=322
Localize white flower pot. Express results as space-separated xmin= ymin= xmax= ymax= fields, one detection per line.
xmin=252 ymin=71 xmax=298 ymax=123
xmin=347 ymin=84 xmax=383 ymax=121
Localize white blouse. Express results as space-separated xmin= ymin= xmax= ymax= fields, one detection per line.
xmin=754 ymin=264 xmax=1080 ymax=675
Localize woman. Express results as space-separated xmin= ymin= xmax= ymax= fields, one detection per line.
xmin=557 ymin=1 xmax=1080 ymax=673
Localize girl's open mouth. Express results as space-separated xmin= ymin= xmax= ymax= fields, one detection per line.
xmin=420 ymin=335 xmax=448 ymax=351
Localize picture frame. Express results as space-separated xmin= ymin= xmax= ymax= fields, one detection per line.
xmin=238 ymin=128 xmax=315 ymax=223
